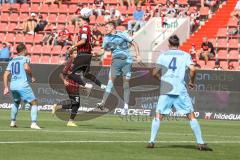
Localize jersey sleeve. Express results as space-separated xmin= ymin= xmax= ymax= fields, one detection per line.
xmin=102 ymin=36 xmax=108 ymax=49
xmin=6 ymin=62 xmax=12 ymax=71
xmin=186 ymin=54 xmax=194 ymax=67
xmin=120 ymin=32 xmax=133 ymax=43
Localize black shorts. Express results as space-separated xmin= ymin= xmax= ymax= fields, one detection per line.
xmin=72 ymin=53 xmax=92 ymax=74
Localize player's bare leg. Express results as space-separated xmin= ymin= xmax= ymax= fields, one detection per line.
xmin=187 ymin=112 xmax=213 ymax=151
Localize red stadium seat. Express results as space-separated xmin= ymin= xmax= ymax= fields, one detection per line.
xmin=49 ymin=4 xmax=59 ymax=14
xmin=217 ymin=50 xmax=228 ymax=60
xmin=30 ymin=45 xmax=42 ymax=54
xmin=40 ymin=54 xmax=51 ymax=64
xmin=206 ymin=60 xmax=215 ymax=69
xmin=24 ymin=34 xmax=34 ymax=44
xmin=7 ymin=23 xmax=17 ymax=32
xmin=33 ymin=34 xmax=44 ymax=44
xmin=47 ymin=14 xmax=57 ymax=23
xmin=59 ymin=4 xmax=69 ymax=14
xmin=30 ymin=54 xmax=41 ymax=63
xmin=227 ymin=18 xmax=238 ymax=27
xmin=41 ymin=45 xmax=52 ymax=55
xmin=66 ymin=25 xmax=75 ymax=33
xmin=57 ymin=14 xmax=68 ymax=24
xmin=0 ymin=23 xmax=8 ymax=32
xmin=30 ymin=4 xmax=40 ymax=13
xmin=217 ymin=38 xmax=227 ymax=49
xmin=0 ymin=13 xmax=10 ymax=22
xmin=68 ymin=5 xmax=77 ymax=14
xmin=228 ymin=50 xmax=239 ymax=60
xmin=39 ymin=4 xmax=49 ymax=13
xmin=9 ymin=13 xmax=19 ymax=23
xmin=104 ymin=0 xmax=119 ymax=5
xmin=51 ymin=55 xmax=60 ymax=64
xmin=1 ymin=3 xmax=11 ymax=13
xmin=20 ymin=3 xmax=30 ymax=13
xmin=19 ymin=13 xmax=29 ymax=22
xmin=220 ymin=61 xmax=228 ymax=70
xmin=154 ymin=0 xmax=167 ymax=5
xmin=0 ymin=33 xmax=5 ymax=41
xmin=15 ymin=34 xmax=25 ymax=43
xmin=10 ymin=3 xmax=20 ymax=11
xmin=51 ymin=45 xmax=62 ymax=55
xmin=217 ymin=28 xmax=227 ymax=38
xmin=228 ymin=39 xmax=239 ymax=49
xmin=5 ymin=33 xmax=15 ymax=43
xmin=178 ymin=0 xmax=188 ymax=6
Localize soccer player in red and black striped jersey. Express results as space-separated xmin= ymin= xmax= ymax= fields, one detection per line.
xmin=52 ymin=49 xmax=85 ymax=127
xmin=68 ymin=16 xmax=105 ymax=90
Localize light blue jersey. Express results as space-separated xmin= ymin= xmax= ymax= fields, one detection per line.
xmin=6 ymin=55 xmax=30 ymax=90
xmin=157 ymin=49 xmax=194 ymax=95
xmin=102 ymin=31 xmax=133 ymax=63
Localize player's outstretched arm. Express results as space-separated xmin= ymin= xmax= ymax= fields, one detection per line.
xmin=188 ymin=64 xmax=196 ymax=89
xmin=69 ymin=37 xmax=86 ymax=52
xmin=151 ymin=67 xmax=161 ymax=80
xmin=131 ymin=41 xmax=142 ymax=63
xmin=3 ymin=71 xmax=10 ymax=95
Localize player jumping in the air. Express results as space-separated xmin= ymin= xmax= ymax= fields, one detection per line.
xmin=147 ymin=35 xmax=212 ymax=151
xmin=52 ymin=49 xmax=85 ymax=127
xmin=96 ymin=21 xmax=141 ymax=115
xmin=67 ymin=15 xmax=106 ymax=91
xmin=3 ymin=43 xmax=41 ymax=129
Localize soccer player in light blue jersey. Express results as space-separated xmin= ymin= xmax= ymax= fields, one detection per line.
xmin=3 ymin=43 xmax=41 ymax=129
xmin=97 ymin=21 xmax=142 ymax=115
xmin=147 ymin=35 xmax=212 ymax=151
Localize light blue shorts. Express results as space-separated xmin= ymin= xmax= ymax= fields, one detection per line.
xmin=110 ymin=59 xmax=132 ymax=79
xmin=156 ymin=91 xmax=194 ymax=115
xmin=11 ymin=86 xmax=36 ymax=103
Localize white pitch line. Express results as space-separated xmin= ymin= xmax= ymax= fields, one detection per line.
xmin=0 ymin=129 xmax=240 ymax=139
xmin=0 ymin=140 xmax=240 ymax=144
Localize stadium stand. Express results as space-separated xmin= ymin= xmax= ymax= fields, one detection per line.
xmin=181 ymin=0 xmax=240 ymax=70
xmin=0 ymin=0 xmax=239 ymax=70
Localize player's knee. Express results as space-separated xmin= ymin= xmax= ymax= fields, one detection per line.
xmin=155 ymin=112 xmax=163 ymax=120
xmin=30 ymin=100 xmax=38 ymax=106
xmin=187 ymin=112 xmax=196 ymax=120
xmin=14 ymin=101 xmax=21 ymax=106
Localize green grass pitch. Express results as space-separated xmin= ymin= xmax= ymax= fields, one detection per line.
xmin=0 ymin=110 xmax=240 ymax=160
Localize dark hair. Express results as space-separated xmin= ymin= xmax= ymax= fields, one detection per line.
xmin=16 ymin=43 xmax=26 ymax=53
xmin=80 ymin=16 xmax=90 ymax=23
xmin=168 ymin=35 xmax=180 ymax=47
xmin=105 ymin=21 xmax=117 ymax=29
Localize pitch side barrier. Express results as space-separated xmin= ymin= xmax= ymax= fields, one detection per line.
xmin=0 ymin=63 xmax=240 ymax=121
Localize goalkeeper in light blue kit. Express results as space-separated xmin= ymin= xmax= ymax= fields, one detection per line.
xmin=147 ymin=35 xmax=212 ymax=151
xmin=3 ymin=43 xmax=41 ymax=129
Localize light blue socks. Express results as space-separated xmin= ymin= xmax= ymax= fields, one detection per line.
xmin=11 ymin=103 xmax=19 ymax=121
xmin=149 ymin=118 xmax=160 ymax=143
xmin=31 ymin=105 xmax=38 ymax=123
xmin=190 ymin=119 xmax=204 ymax=144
